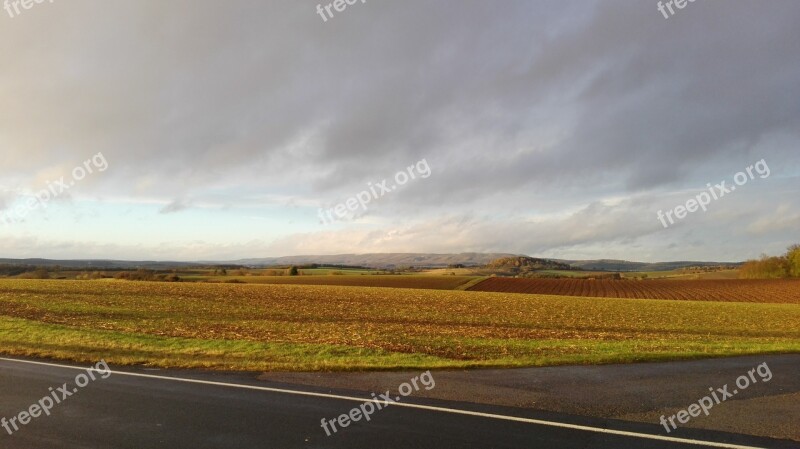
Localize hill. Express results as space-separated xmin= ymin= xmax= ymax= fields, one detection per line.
xmin=232 ymin=253 xmax=520 ymax=268
xmin=484 ymin=256 xmax=574 ymax=272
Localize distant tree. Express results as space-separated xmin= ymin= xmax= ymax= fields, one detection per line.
xmin=786 ymin=245 xmax=800 ymax=278
xmin=288 ymin=266 xmax=299 ymax=276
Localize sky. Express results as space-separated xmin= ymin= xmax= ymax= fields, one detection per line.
xmin=0 ymin=0 xmax=799 ymax=262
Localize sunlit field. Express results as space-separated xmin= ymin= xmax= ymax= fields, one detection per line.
xmin=1 ymin=279 xmax=798 ymax=371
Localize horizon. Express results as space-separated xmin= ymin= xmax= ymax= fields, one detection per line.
xmin=1 ymin=1 xmax=799 ymax=261
xmin=0 ymin=252 xmax=747 ymax=265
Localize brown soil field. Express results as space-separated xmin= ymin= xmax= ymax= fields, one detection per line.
xmin=468 ymin=277 xmax=800 ymax=303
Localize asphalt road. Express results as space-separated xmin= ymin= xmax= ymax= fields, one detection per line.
xmin=261 ymin=354 xmax=800 ymax=441
xmin=0 ymin=357 xmax=796 ymax=449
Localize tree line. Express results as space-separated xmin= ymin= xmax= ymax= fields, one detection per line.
xmin=739 ymin=245 xmax=800 ymax=279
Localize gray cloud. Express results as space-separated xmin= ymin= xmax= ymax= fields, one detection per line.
xmin=0 ymin=0 xmax=798 ymax=260
xmin=159 ymin=199 xmax=190 ymax=215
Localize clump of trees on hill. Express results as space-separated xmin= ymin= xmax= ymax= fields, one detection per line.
xmin=0 ymin=264 xmax=40 ymax=277
xmin=739 ymin=245 xmax=800 ymax=279
xmin=485 ymin=256 xmax=574 ymax=272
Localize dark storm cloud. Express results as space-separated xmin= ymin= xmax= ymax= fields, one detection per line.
xmin=3 ymin=1 xmax=798 ymax=196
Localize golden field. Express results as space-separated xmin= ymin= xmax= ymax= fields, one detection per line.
xmin=0 ymin=279 xmax=798 ymax=371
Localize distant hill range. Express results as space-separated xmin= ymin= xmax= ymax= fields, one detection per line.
xmin=0 ymin=258 xmax=200 ymax=269
xmin=232 ymin=253 xmax=518 ymax=268
xmin=0 ymin=254 xmax=741 ymax=271
xmin=234 ymin=254 xmax=740 ymax=271
xmin=551 ymin=259 xmax=741 ymax=272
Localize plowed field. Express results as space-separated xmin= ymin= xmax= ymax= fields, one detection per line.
xmin=468 ymin=278 xmax=800 ymax=303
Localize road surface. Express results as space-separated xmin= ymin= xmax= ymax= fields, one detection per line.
xmin=0 ymin=357 xmax=795 ymax=449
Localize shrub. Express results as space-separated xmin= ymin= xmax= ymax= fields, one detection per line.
xmin=739 ymin=256 xmax=789 ymax=279
xmin=76 ymin=271 xmax=107 ymax=280
xmin=18 ymin=268 xmax=50 ymax=279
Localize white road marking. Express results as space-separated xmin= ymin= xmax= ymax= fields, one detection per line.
xmin=0 ymin=357 xmax=767 ymax=449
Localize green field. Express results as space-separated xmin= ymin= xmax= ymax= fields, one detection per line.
xmin=192 ymin=274 xmax=476 ymax=290
xmin=272 ymin=268 xmax=384 ymax=276
xmin=0 ymin=279 xmax=798 ymax=371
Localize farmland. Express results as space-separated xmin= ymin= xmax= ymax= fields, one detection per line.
xmin=468 ymin=277 xmax=800 ymax=304
xmin=196 ymin=274 xmax=476 ymax=290
xmin=0 ymin=279 xmax=798 ymax=371
xmin=623 ymin=269 xmax=741 ymax=280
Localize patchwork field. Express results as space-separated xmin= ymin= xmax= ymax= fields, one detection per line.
xmin=468 ymin=278 xmax=800 ymax=303
xmin=0 ymin=279 xmax=798 ymax=371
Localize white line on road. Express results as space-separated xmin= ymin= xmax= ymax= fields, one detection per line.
xmin=0 ymin=357 xmax=767 ymax=449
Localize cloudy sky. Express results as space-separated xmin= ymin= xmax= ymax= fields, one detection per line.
xmin=1 ymin=0 xmax=798 ymax=262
